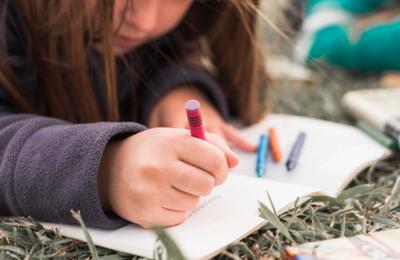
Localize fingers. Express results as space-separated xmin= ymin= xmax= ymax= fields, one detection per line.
xmin=178 ymin=135 xmax=231 ymax=185
xmin=169 ymin=161 xmax=215 ymax=196
xmin=222 ymin=124 xmax=257 ymax=153
xmin=139 ymin=208 xmax=189 ymax=228
xmin=134 ymin=184 xmax=200 ymax=228
xmin=161 ymin=186 xmax=200 ymax=212
xmin=205 ymin=133 xmax=239 ymax=169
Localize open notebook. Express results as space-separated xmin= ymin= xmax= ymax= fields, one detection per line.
xmin=42 ymin=114 xmax=391 ymax=259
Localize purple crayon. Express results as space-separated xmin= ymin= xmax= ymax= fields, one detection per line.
xmin=286 ymin=132 xmax=306 ymax=171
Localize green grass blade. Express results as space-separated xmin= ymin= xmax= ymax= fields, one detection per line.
xmin=152 ymin=226 xmax=185 ymax=260
xmin=70 ymin=210 xmax=99 ymax=260
xmin=258 ymin=201 xmax=295 ymax=244
xmin=338 ymin=184 xmax=374 ymax=200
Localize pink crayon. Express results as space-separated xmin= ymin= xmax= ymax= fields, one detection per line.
xmin=185 ymin=99 xmax=206 ymax=140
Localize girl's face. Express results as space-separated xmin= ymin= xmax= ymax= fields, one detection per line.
xmin=112 ymin=0 xmax=193 ymax=55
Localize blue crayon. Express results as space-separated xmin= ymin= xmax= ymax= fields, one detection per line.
xmin=256 ymin=134 xmax=270 ymax=177
xmin=286 ymin=132 xmax=306 ymax=172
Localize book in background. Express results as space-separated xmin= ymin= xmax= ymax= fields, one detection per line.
xmin=285 ymin=229 xmax=400 ymax=260
xmin=342 ymin=88 xmax=400 ymax=150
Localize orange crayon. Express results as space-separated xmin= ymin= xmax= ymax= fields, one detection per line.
xmin=269 ymin=128 xmax=282 ymax=162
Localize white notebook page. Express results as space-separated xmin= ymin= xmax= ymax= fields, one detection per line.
xmin=233 ymin=114 xmax=390 ymax=195
xmin=43 ymin=175 xmax=315 ymax=259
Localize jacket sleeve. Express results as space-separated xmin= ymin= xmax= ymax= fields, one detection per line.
xmin=0 ymin=3 xmax=146 ymax=229
xmin=0 ymin=108 xmax=146 ymax=229
xmin=136 ymin=39 xmax=229 ymax=125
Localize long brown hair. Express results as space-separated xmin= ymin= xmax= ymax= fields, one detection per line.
xmin=0 ymin=0 xmax=268 ymax=125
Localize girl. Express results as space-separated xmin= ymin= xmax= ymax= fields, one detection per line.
xmin=0 ymin=0 xmax=267 ymax=229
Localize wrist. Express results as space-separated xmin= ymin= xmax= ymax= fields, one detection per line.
xmin=98 ymin=140 xmax=120 ymax=213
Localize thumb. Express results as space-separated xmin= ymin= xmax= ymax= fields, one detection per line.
xmin=205 ymin=132 xmax=239 ymax=168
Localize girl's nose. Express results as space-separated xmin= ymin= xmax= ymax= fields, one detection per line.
xmin=125 ymin=0 xmax=158 ymax=33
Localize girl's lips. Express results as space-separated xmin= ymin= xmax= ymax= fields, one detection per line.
xmin=114 ymin=35 xmax=142 ymax=47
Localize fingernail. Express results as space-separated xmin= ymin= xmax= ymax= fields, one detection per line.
xmin=228 ymin=151 xmax=240 ymax=168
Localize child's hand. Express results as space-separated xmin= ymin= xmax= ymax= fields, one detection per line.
xmin=98 ymin=128 xmax=239 ymax=228
xmin=149 ymin=87 xmax=257 ymax=152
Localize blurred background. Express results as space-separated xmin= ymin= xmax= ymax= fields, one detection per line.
xmin=259 ymin=0 xmax=399 ymax=122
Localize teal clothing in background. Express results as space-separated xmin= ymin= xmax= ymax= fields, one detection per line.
xmin=306 ymin=0 xmax=386 ymax=15
xmin=297 ymin=0 xmax=400 ymax=71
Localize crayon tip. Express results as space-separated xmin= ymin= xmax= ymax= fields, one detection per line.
xmin=286 ymin=160 xmax=296 ymax=172
xmin=185 ymin=99 xmax=200 ymax=111
xmin=256 ymin=165 xmax=267 ymax=177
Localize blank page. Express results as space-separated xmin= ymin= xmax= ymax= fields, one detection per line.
xmin=233 ymin=114 xmax=391 ymax=195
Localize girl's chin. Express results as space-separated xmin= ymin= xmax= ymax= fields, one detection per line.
xmin=113 ymin=45 xmax=137 ymax=56
xmin=113 ymin=47 xmax=129 ymax=56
